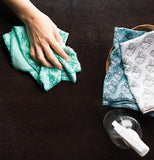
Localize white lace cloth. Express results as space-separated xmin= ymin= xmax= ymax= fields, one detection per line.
xmin=120 ymin=30 xmax=154 ymax=114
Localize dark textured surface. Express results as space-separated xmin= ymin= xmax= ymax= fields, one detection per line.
xmin=0 ymin=0 xmax=154 ymax=159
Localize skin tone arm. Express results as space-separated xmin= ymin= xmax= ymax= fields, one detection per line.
xmin=2 ymin=0 xmax=69 ymax=69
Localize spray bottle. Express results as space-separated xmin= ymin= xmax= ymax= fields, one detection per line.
xmin=103 ymin=109 xmax=149 ymax=157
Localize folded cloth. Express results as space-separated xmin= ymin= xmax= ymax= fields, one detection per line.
xmin=3 ymin=26 xmax=81 ymax=91
xmin=103 ymin=27 xmax=154 ymax=117
xmin=120 ymin=30 xmax=154 ymax=114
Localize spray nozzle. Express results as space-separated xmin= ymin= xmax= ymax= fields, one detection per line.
xmin=112 ymin=120 xmax=149 ymax=157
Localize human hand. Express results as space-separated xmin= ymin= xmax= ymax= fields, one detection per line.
xmin=2 ymin=0 xmax=69 ymax=69
xmin=24 ymin=11 xmax=69 ymax=69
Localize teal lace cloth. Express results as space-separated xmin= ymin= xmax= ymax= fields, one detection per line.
xmin=103 ymin=27 xmax=154 ymax=117
xmin=3 ymin=26 xmax=81 ymax=91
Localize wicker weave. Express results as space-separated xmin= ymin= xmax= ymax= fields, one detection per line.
xmin=106 ymin=24 xmax=154 ymax=73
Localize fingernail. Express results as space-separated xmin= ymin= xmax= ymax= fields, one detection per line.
xmin=66 ymin=56 xmax=69 ymax=62
xmin=48 ymin=64 xmax=53 ymax=68
xmin=58 ymin=65 xmax=63 ymax=70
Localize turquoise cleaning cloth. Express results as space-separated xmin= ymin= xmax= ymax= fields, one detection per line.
xmin=103 ymin=27 xmax=154 ymax=117
xmin=3 ymin=26 xmax=81 ymax=91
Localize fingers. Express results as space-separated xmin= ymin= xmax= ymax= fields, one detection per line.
xmin=30 ymin=29 xmax=69 ymax=69
xmin=49 ymin=36 xmax=69 ymax=62
xmin=41 ymin=42 xmax=63 ymax=70
xmin=30 ymin=43 xmax=63 ymax=70
xmin=35 ymin=45 xmax=53 ymax=68
xmin=30 ymin=45 xmax=38 ymax=61
xmin=53 ymin=29 xmax=63 ymax=44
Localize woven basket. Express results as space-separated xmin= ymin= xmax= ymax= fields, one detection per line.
xmin=106 ymin=24 xmax=154 ymax=73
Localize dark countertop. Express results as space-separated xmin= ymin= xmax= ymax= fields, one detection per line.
xmin=0 ymin=0 xmax=154 ymax=159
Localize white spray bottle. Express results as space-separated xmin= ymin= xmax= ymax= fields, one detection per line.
xmin=103 ymin=109 xmax=149 ymax=157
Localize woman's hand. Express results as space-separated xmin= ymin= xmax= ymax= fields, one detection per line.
xmin=25 ymin=11 xmax=69 ymax=69
xmin=2 ymin=0 xmax=69 ymax=69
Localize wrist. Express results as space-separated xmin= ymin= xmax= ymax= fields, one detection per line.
xmin=19 ymin=3 xmax=40 ymax=25
xmin=2 ymin=0 xmax=40 ymax=24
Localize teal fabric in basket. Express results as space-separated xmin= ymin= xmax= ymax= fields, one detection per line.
xmin=103 ymin=27 xmax=154 ymax=117
xmin=3 ymin=26 xmax=81 ymax=91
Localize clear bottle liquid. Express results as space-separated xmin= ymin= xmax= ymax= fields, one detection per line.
xmin=103 ymin=109 xmax=142 ymax=149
